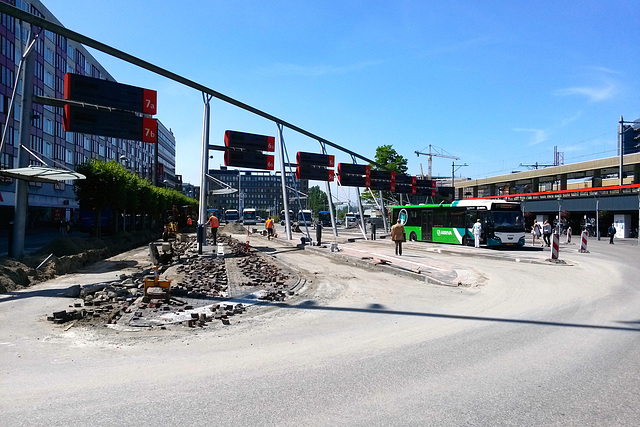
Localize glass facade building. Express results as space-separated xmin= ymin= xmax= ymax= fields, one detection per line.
xmin=0 ymin=0 xmax=176 ymax=227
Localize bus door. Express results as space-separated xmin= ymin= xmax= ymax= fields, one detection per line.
xmin=421 ymin=210 xmax=433 ymax=242
xmin=478 ymin=209 xmax=490 ymax=243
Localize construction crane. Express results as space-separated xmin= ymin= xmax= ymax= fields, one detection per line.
xmin=415 ymin=145 xmax=460 ymax=180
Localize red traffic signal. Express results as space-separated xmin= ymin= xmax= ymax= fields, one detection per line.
xmin=224 ymin=149 xmax=274 ymax=170
xmin=63 ymin=105 xmax=157 ymax=143
xmin=225 ymin=130 xmax=275 ymax=152
xmin=64 ymin=73 xmax=156 ymax=115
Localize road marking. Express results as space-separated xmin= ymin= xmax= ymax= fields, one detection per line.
xmin=343 ymin=247 xmax=446 ymax=271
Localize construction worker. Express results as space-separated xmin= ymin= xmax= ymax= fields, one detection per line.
xmin=265 ymin=217 xmax=274 ymax=240
xmin=207 ymin=212 xmax=219 ymax=245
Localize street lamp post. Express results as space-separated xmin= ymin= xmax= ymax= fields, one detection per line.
xmin=452 ymin=162 xmax=469 ymax=201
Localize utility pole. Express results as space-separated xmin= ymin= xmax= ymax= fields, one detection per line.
xmin=452 ymin=162 xmax=468 ymax=201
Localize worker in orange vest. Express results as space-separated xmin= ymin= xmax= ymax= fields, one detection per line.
xmin=207 ymin=213 xmax=219 ymax=245
xmin=265 ymin=217 xmax=274 ymax=240
xmin=186 ymin=216 xmax=193 ymax=232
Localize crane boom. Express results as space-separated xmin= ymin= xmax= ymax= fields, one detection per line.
xmin=415 ymin=145 xmax=460 ymax=180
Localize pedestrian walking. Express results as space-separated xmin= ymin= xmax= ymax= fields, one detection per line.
xmin=608 ymin=223 xmax=616 ymax=244
xmin=543 ymin=220 xmax=552 ymax=247
xmin=390 ymin=219 xmax=406 ymax=256
xmin=532 ymin=220 xmax=542 ymax=246
xmin=472 ymin=218 xmax=482 ymax=248
xmin=207 ymin=212 xmax=219 ymax=245
xmin=265 ymin=217 xmax=274 ymax=240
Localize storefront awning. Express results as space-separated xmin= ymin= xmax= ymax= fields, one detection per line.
xmin=0 ymin=166 xmax=86 ymax=183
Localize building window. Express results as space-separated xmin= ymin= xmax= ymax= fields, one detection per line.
xmin=43 ymin=140 xmax=52 ymax=158
xmin=67 ymin=42 xmax=74 ymax=59
xmin=83 ymin=136 xmax=91 ymax=150
xmin=44 ymin=71 xmax=53 ymax=88
xmin=43 ymin=117 xmax=53 ymax=135
xmin=65 ymin=148 xmax=73 ymax=164
xmin=44 ymin=46 xmax=54 ymax=64
xmin=16 ymin=0 xmax=29 ymax=13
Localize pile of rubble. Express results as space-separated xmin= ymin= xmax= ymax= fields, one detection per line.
xmin=46 ymin=233 xmax=296 ymax=329
xmin=172 ymin=256 xmax=228 ymax=298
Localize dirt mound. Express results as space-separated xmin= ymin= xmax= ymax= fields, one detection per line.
xmin=222 ymin=223 xmax=247 ymax=234
xmin=1 ymin=230 xmax=159 ymax=294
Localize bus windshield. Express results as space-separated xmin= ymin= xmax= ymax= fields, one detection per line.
xmin=298 ymin=210 xmax=312 ymax=223
xmin=490 ymin=210 xmax=524 ymax=231
xmin=243 ymin=210 xmax=256 ymax=220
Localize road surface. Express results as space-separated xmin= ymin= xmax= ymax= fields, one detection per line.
xmin=1 ymin=233 xmax=638 ymax=426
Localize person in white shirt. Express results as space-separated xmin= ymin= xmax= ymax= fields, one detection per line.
xmin=472 ymin=219 xmax=482 ymax=248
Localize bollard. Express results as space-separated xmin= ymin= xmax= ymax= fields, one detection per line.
xmin=551 ymin=233 xmax=559 ymax=259
xmin=579 ymin=230 xmax=589 ymax=253
xmin=316 ymin=223 xmax=322 ymax=246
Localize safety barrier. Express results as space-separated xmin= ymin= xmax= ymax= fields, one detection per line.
xmin=551 ymin=233 xmax=560 ymax=259
xmin=579 ymin=230 xmax=589 ymax=253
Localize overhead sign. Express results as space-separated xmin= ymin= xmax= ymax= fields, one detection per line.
xmin=336 ymin=162 xmax=371 ymax=188
xmin=295 ymin=151 xmax=335 ymax=182
xmin=63 ymin=105 xmax=157 ymax=143
xmin=64 ymin=73 xmax=157 ymax=115
xmin=224 ymin=130 xmax=275 ymax=152
xmin=224 ymin=150 xmax=274 ymax=170
xmin=223 ymin=130 xmax=275 ymax=170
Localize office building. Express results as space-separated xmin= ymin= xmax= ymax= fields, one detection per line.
xmin=0 ymin=0 xmax=176 ymax=227
xmin=207 ymin=168 xmax=308 ymax=215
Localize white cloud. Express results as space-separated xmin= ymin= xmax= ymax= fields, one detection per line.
xmin=554 ymin=82 xmax=617 ymax=102
xmin=513 ymin=128 xmax=548 ymax=146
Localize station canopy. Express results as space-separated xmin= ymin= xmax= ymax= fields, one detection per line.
xmin=0 ymin=166 xmax=85 ymax=183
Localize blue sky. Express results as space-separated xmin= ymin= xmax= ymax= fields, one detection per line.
xmin=45 ymin=0 xmax=639 ymax=200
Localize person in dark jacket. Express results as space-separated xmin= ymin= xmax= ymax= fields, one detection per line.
xmin=608 ymin=223 xmax=616 ymax=244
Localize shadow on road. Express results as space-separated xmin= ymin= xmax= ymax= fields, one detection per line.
xmin=263 ymin=299 xmax=640 ymax=333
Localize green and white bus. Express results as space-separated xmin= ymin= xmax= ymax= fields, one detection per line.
xmin=390 ymin=199 xmax=526 ymax=247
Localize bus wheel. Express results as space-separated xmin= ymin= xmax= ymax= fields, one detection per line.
xmin=462 ymin=236 xmax=471 ymax=246
xmin=409 ymin=231 xmax=417 ymax=241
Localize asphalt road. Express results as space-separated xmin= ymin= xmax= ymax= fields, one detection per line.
xmin=1 ymin=230 xmax=639 ymax=426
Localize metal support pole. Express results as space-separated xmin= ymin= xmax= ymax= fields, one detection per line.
xmin=319 ymin=141 xmax=338 ymax=237
xmin=379 ymin=190 xmax=389 ymax=233
xmin=352 ymin=155 xmax=367 ymax=237
xmin=619 ymin=116 xmax=624 ymax=187
xmin=197 ymin=94 xmax=212 ymax=254
xmin=595 ymin=193 xmax=600 ymax=241
xmin=277 ymin=124 xmax=292 ymax=240
xmin=12 ymin=28 xmax=37 ymax=260
xmin=637 ymin=190 xmax=640 ymax=246
xmin=153 ymin=137 xmax=158 ymax=186
xmin=557 ymin=197 xmax=562 ymax=234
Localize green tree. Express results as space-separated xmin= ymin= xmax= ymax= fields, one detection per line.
xmin=362 ymin=145 xmax=408 ymax=204
xmin=76 ymin=159 xmax=197 ymax=236
xmin=308 ymin=185 xmax=329 ymax=215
